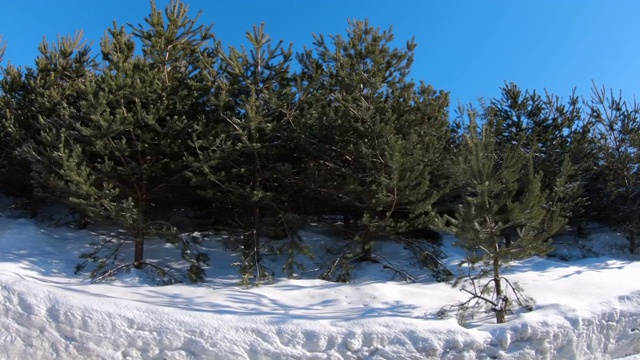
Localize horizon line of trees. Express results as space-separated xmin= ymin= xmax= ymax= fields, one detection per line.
xmin=0 ymin=1 xmax=638 ymax=298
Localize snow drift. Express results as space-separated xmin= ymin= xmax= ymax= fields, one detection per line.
xmin=0 ymin=215 xmax=639 ymax=359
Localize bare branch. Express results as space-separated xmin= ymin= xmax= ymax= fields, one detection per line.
xmin=0 ymin=35 xmax=5 ymax=63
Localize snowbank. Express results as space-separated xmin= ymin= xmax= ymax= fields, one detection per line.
xmin=1 ymin=274 xmax=639 ymax=359
xmin=0 ymin=216 xmax=639 ymax=359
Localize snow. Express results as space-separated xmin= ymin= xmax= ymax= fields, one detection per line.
xmin=0 ymin=203 xmax=639 ymax=359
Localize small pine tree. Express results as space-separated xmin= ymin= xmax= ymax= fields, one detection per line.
xmin=438 ymin=108 xmax=568 ymax=324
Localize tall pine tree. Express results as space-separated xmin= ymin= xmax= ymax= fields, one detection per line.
xmin=13 ymin=32 xmax=97 ymax=217
xmin=30 ymin=1 xmax=216 ymax=281
xmin=188 ymin=24 xmax=302 ymax=284
xmin=587 ymin=84 xmax=640 ymax=254
xmin=486 ymin=83 xmax=594 ymax=237
xmin=298 ymin=20 xmax=451 ymax=262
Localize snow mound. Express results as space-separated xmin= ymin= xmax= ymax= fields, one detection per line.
xmin=0 ymin=214 xmax=639 ymax=359
xmin=1 ymin=274 xmax=639 ymax=359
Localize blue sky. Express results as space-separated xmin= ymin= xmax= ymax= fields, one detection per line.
xmin=1 ymin=1 xmax=639 ymax=106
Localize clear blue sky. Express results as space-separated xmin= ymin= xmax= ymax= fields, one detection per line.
xmin=1 ymin=1 xmax=639 ymax=106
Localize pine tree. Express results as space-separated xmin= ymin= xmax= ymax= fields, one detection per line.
xmin=31 ymin=0 xmax=216 ymax=282
xmin=438 ymin=108 xmax=568 ymax=324
xmin=0 ymin=57 xmax=30 ymax=199
xmin=486 ymin=83 xmax=594 ymax=236
xmin=0 ymin=35 xmax=14 ymax=197
xmin=297 ymin=20 xmax=451 ymax=263
xmin=5 ymin=32 xmax=97 ymax=218
xmin=0 ymin=66 xmax=37 ymax=204
xmin=587 ymin=84 xmax=640 ymax=254
xmin=188 ymin=24 xmax=302 ymax=284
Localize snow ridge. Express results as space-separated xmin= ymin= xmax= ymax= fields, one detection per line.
xmin=1 ymin=273 xmax=639 ymax=359
xmin=0 ymin=215 xmax=638 ymax=359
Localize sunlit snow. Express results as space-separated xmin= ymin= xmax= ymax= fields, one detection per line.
xmin=0 ymin=200 xmax=639 ymax=359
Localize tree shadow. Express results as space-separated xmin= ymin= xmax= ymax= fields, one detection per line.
xmin=133 ymin=287 xmax=422 ymax=321
xmin=503 ymin=254 xmax=632 ymax=282
xmin=0 ymin=218 xmax=96 ymax=280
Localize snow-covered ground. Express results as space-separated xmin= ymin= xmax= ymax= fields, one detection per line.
xmin=0 ymin=200 xmax=639 ymax=359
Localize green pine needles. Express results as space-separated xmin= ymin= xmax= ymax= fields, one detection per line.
xmin=24 ymin=1 xmax=214 ymax=283
xmin=297 ymin=20 xmax=452 ymax=262
xmin=438 ymin=108 xmax=569 ymax=324
xmin=1 ymin=0 xmax=637 ymax=304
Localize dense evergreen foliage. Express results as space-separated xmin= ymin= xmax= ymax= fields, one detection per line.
xmin=486 ymin=84 xmax=595 ymax=230
xmin=587 ymin=85 xmax=640 ymax=254
xmin=438 ymin=108 xmax=570 ymax=323
xmin=188 ymin=23 xmax=302 ymax=284
xmin=297 ymin=20 xmax=452 ymax=262
xmin=0 ymin=0 xmax=637 ymax=292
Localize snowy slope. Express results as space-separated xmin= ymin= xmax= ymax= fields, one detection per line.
xmin=0 ymin=211 xmax=639 ymax=359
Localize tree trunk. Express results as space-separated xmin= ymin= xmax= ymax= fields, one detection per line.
xmin=77 ymin=213 xmax=90 ymax=229
xmin=576 ymin=222 xmax=587 ymax=239
xmin=242 ymin=230 xmax=255 ymax=273
xmin=133 ymin=201 xmax=147 ymax=269
xmin=501 ymin=227 xmax=515 ymax=248
xmin=252 ymin=203 xmax=260 ymax=269
xmin=241 ymin=204 xmax=260 ymax=273
xmin=343 ymin=213 xmax=351 ymax=239
xmin=29 ymin=195 xmax=39 ymax=219
xmin=361 ymin=231 xmax=373 ymax=261
xmin=244 ymin=133 xmax=262 ymax=278
xmin=504 ymin=234 xmax=512 ymax=248
xmin=493 ymin=257 xmax=506 ymax=324
xmin=133 ymin=234 xmax=144 ymax=269
xmin=238 ymin=208 xmax=262 ymax=281
xmin=629 ymin=227 xmax=636 ymax=254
